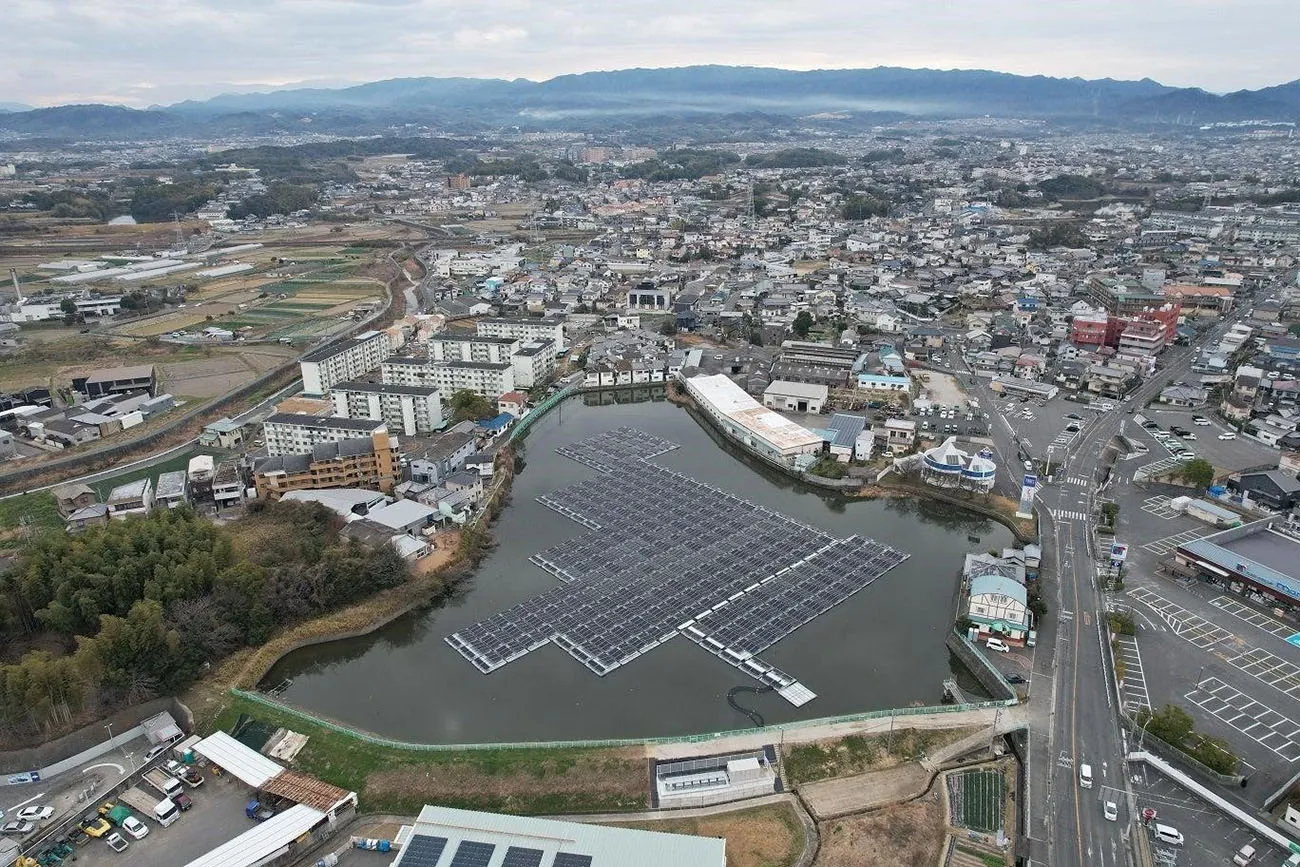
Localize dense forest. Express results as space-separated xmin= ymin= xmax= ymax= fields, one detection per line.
xmin=0 ymin=503 xmax=408 ymax=744
xmin=745 ymin=147 xmax=847 ymax=169
xmin=619 ymin=149 xmax=742 ymax=181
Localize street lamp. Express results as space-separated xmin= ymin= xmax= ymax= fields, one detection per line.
xmin=1197 ymin=665 xmax=1208 ymax=689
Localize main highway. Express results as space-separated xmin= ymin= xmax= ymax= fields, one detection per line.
xmin=958 ymin=313 xmax=1242 ymax=867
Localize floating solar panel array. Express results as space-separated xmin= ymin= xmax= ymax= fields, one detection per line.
xmin=446 ymin=428 xmax=909 ymax=706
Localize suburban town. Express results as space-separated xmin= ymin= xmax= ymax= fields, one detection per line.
xmin=0 ymin=59 xmax=1299 ymax=867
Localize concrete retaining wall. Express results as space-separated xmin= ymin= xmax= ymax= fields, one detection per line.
xmin=0 ymin=696 xmax=193 ymax=784
xmin=1119 ymin=714 xmax=1246 ymax=788
xmin=945 ymin=631 xmax=1016 ymax=702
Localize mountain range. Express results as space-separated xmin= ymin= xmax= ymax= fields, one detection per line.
xmin=4 ymin=66 xmax=1299 ymax=139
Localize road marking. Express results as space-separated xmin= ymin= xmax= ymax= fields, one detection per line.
xmin=1115 ymin=633 xmax=1152 ymax=713
xmin=1185 ymin=677 xmax=1300 ymax=762
xmin=1209 ymin=596 xmax=1296 ymax=640
xmin=6 ymin=791 xmax=46 ymax=811
xmin=1141 ymin=528 xmax=1214 ymax=556
xmin=1140 ymin=495 xmax=1181 ymax=520
xmin=1051 ymin=509 xmax=1090 ymax=521
xmin=83 ymin=762 xmax=124 ymax=776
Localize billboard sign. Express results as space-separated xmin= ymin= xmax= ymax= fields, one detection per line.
xmin=1110 ymin=543 xmax=1129 ymax=564
xmin=1017 ymin=474 xmax=1039 ymax=518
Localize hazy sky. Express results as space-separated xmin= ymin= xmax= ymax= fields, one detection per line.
xmin=6 ymin=0 xmax=1297 ymax=107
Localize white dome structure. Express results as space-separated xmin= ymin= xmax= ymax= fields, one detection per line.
xmin=920 ymin=437 xmax=997 ymax=494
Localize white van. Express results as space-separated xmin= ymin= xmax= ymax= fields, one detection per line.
xmin=1078 ymin=763 xmax=1093 ymax=788
xmin=1152 ymin=824 xmax=1184 ymax=846
xmin=986 ymin=638 xmax=1011 ymax=653
xmin=1233 ymin=843 xmax=1256 ymax=866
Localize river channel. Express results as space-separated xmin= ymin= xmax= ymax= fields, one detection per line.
xmin=264 ymin=390 xmax=1014 ymax=743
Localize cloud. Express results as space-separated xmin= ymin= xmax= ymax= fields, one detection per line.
xmin=1 ymin=0 xmax=1295 ymax=107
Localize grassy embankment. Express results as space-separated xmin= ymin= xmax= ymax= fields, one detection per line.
xmin=781 ymin=728 xmax=979 ymax=786
xmin=205 ymin=692 xmax=647 ymax=817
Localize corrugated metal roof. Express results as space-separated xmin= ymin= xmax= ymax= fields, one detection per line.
xmin=193 ymin=731 xmax=284 ymax=787
xmin=260 ymin=770 xmax=353 ymax=813
xmin=396 ymin=805 xmax=726 ymax=867
xmin=180 ymin=803 xmax=324 ymax=867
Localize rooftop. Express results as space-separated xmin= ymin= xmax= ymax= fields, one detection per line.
xmin=264 ymin=414 xmax=387 ymax=432
xmin=394 ymin=805 xmax=725 ymax=867
xmin=85 ymin=365 xmax=154 ymax=384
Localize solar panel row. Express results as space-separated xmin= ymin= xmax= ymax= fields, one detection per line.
xmin=445 ymin=429 xmax=909 ymax=695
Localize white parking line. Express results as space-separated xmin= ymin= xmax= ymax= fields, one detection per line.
xmin=1209 ymin=596 xmax=1297 ymax=640
xmin=1141 ymin=528 xmax=1213 ymax=555
xmin=1115 ymin=633 xmax=1152 ymax=713
xmin=1185 ymin=676 xmax=1300 ymax=762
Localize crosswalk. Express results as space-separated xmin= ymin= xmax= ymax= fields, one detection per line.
xmin=1065 ymin=476 xmax=1091 ymax=487
xmin=1050 ymin=509 xmax=1090 ymax=522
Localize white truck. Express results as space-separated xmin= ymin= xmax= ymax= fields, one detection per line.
xmin=143 ymin=769 xmax=188 ymax=808
xmin=118 ymin=786 xmax=179 ymax=828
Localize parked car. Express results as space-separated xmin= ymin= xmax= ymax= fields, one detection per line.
xmin=1233 ymin=843 xmax=1257 ymax=866
xmin=121 ymin=816 xmax=149 ymax=840
xmin=1192 ymin=416 xmax=1211 ymax=426
xmin=0 ymin=821 xmax=34 ymax=836
xmin=1218 ymin=432 xmax=1238 ymax=440
xmin=105 ymin=832 xmax=129 ymax=853
xmin=17 ymin=806 xmax=52 ymax=822
xmin=1064 ymin=413 xmax=1082 ymax=420
xmin=985 ymin=638 xmax=1011 ymax=653
xmin=1006 ymin=674 xmax=1027 ymax=684
xmin=81 ymin=816 xmax=111 ymax=838
xmin=1179 ymin=432 xmax=1197 ymax=440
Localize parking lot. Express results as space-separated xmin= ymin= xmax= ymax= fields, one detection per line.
xmin=70 ymin=766 xmax=260 ymax=867
xmin=1123 ymin=577 xmax=1300 ymax=798
xmin=1128 ymin=764 xmax=1285 ymax=867
xmin=1184 ymin=676 xmax=1300 ymax=762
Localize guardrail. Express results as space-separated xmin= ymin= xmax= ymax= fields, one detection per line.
xmin=506 ymin=386 xmax=578 ymax=444
xmin=230 ymin=687 xmax=1013 ymax=753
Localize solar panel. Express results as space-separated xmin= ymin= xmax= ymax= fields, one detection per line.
xmin=400 ymin=834 xmax=449 ymax=867
xmin=499 ymin=849 xmax=544 ymax=867
xmin=448 ymin=840 xmax=496 ymax=867
xmin=552 ymin=855 xmax=594 ymax=867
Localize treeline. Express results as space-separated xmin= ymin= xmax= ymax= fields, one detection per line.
xmin=128 ymin=177 xmax=221 ymax=223
xmin=842 ymin=194 xmax=892 ymax=220
xmin=1028 ymin=222 xmax=1090 ymax=250
xmin=0 ymin=503 xmax=408 ymax=744
xmin=1038 ymin=174 xmax=1106 ymax=201
xmin=620 ymin=149 xmax=741 ymax=181
xmin=198 ymin=137 xmax=466 ymax=184
xmin=228 ymin=182 xmax=320 ymax=219
xmin=445 ymin=155 xmax=549 ymax=182
xmin=16 ymin=189 xmax=117 ymax=221
xmin=746 ymin=147 xmax=847 ymax=169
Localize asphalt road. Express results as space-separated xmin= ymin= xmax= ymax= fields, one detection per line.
xmin=1035 ymin=314 xmax=1249 ymax=867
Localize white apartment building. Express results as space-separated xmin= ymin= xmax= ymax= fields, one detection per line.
xmin=381 ymin=356 xmax=516 ymax=399
xmin=261 ymin=413 xmax=390 ymax=456
xmin=427 ymin=333 xmax=519 ymax=364
xmin=476 ymin=318 xmax=565 ymax=353
xmin=331 ymin=382 xmax=443 ymax=436
xmin=300 ymin=330 xmax=393 ymax=396
xmin=510 ymin=338 xmax=556 ymax=389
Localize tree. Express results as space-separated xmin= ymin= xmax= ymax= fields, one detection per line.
xmin=792 ymin=311 xmax=814 ymax=338
xmin=448 ymin=389 xmax=496 ymax=423
xmin=1179 ymin=458 xmax=1215 ymax=490
xmin=58 ymin=299 xmax=77 ymax=316
xmin=659 ymin=320 xmax=678 ymax=337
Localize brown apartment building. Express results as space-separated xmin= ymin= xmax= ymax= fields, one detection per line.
xmin=253 ymin=430 xmax=398 ymax=501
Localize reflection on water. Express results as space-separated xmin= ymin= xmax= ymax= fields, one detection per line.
xmin=265 ymin=393 xmax=1015 ymax=743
